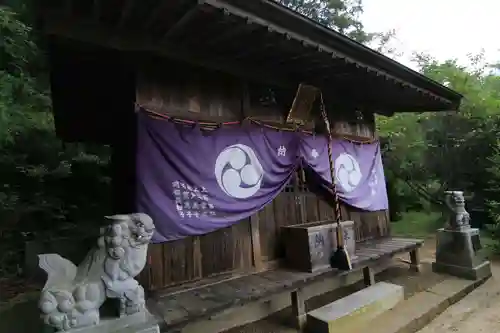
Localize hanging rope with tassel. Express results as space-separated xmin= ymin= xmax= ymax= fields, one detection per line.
xmin=319 ymin=92 xmax=352 ymax=271
xmin=320 ymin=93 xmax=342 ymax=225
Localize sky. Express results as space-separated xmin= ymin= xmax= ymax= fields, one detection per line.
xmin=361 ymin=0 xmax=500 ymax=70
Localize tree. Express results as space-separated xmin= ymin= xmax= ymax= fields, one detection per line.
xmin=0 ymin=5 xmax=112 ymax=280
xmin=486 ymin=140 xmax=500 ymax=249
xmin=378 ymin=51 xmax=500 ymax=229
xmin=275 ymin=0 xmax=371 ymax=43
xmin=0 ymin=6 xmax=50 ymax=145
xmin=275 ymin=0 xmax=398 ymax=56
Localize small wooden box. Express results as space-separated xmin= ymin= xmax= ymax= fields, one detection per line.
xmin=281 ymin=220 xmax=355 ymax=273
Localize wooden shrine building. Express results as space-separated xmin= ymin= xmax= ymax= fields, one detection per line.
xmin=35 ymin=0 xmax=463 ymax=332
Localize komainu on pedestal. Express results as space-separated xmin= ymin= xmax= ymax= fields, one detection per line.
xmin=37 ymin=213 xmax=155 ymax=332
xmin=432 ymin=191 xmax=491 ymax=281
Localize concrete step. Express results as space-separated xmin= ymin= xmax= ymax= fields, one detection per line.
xmin=358 ymin=275 xmax=491 ymax=333
xmin=306 ymin=282 xmax=404 ymax=333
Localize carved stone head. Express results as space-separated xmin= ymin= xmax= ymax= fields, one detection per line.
xmin=104 ymin=213 xmax=155 ymax=246
xmin=443 ymin=191 xmax=470 ymax=230
xmin=444 ymin=191 xmax=465 ymax=210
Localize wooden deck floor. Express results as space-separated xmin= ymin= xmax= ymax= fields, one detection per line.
xmin=147 ymin=237 xmax=424 ymax=332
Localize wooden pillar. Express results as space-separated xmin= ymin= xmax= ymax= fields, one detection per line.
xmin=110 ymin=62 xmax=137 ymax=214
xmin=409 ymin=247 xmax=421 ymax=272
xmin=110 ymin=116 xmax=138 ymax=214
xmin=250 ymin=214 xmax=264 ymax=272
xmin=363 ymin=266 xmax=375 ymax=286
xmin=291 ymin=289 xmax=307 ymax=331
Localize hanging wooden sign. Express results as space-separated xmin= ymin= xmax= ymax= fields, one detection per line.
xmin=286 ymin=83 xmax=320 ymax=125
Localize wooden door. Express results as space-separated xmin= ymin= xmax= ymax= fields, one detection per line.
xmin=257 ymin=168 xmax=316 ymax=263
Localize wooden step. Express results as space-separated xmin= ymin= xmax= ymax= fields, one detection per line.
xmin=306 ymin=282 xmax=404 ymax=333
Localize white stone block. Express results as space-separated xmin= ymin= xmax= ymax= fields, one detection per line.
xmin=307 ymin=282 xmax=404 ymax=333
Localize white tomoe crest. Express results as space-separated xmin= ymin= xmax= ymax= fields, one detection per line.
xmin=215 ymin=144 xmax=264 ymax=199
xmin=334 ymin=153 xmax=362 ymax=193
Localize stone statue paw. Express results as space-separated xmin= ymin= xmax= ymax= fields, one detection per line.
xmin=120 ymin=285 xmax=146 ymax=317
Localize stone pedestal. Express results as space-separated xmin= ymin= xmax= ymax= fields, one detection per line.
xmin=43 ymin=311 xmax=159 ymax=333
xmin=432 ymin=227 xmax=491 ymax=280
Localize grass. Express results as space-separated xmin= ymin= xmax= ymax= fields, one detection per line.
xmin=480 ymin=230 xmax=498 ymax=259
xmin=391 ymin=211 xmax=443 ymax=238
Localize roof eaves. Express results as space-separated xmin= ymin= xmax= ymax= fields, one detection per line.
xmin=211 ymin=0 xmax=463 ymax=108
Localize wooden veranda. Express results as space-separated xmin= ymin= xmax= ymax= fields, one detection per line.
xmin=147 ymin=237 xmax=423 ymax=332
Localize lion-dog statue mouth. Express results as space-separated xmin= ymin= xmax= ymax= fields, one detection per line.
xmin=105 ymin=213 xmax=155 ymax=247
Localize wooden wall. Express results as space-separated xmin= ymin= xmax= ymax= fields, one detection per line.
xmin=135 ymin=60 xmax=388 ymax=292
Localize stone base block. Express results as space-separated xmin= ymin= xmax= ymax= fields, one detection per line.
xmin=432 ymin=260 xmax=492 ymax=281
xmin=435 ymin=228 xmax=484 ymax=268
xmin=433 ymin=227 xmax=492 ymax=281
xmin=306 ymin=282 xmax=404 ymax=333
xmin=43 ymin=311 xmax=159 ymax=333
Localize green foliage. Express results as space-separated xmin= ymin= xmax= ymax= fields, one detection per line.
xmin=0 ymin=5 xmax=111 ymax=278
xmin=380 ymin=51 xmax=500 ymax=250
xmin=275 ymin=0 xmax=382 ymax=44
xmin=0 ymin=6 xmax=50 ymax=145
xmin=485 ymin=140 xmax=500 ymax=252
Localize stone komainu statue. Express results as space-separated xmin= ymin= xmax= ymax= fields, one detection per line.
xmin=38 ymin=213 xmax=155 ymax=331
xmin=444 ymin=191 xmax=471 ymax=230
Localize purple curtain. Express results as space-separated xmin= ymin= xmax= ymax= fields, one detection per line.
xmin=136 ymin=113 xmax=388 ymax=243
xmin=300 ymin=135 xmax=388 ymax=211
xmin=136 ymin=113 xmax=300 ymax=242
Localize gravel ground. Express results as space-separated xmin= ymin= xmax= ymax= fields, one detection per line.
xmin=417 ymin=262 xmax=500 ymax=333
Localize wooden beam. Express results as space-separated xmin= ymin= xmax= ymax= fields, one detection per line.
xmin=161 ymin=6 xmax=200 ymax=43
xmin=231 ymin=39 xmax=276 ymax=61
xmin=212 ymin=31 xmax=295 ymax=66
xmin=291 ymin=289 xmax=306 ymax=330
xmin=225 ymin=24 xmax=284 ymax=60
xmin=40 ymin=12 xmax=299 ymax=89
xmin=148 ymin=244 xmax=165 ymax=291
xmin=241 ymin=81 xmax=251 ymax=118
xmin=300 ymin=58 xmax=347 ymax=73
xmin=409 ymin=247 xmax=421 ymax=272
xmin=201 ymin=18 xmax=259 ymax=47
xmin=64 ymin=0 xmax=73 ymax=16
xmin=138 ymin=104 xmax=318 ymax=132
xmin=118 ymin=0 xmax=136 ymax=28
xmin=317 ymin=68 xmax=354 ymax=81
xmin=92 ymin=0 xmax=100 ymax=21
xmin=363 ymin=266 xmax=375 ymax=286
xmin=193 ymin=236 xmax=203 ymax=278
xmin=270 ymin=51 xmax=318 ymax=68
xmin=269 ymin=42 xmax=335 ymax=71
xmin=250 ymin=214 xmax=264 ymax=272
xmin=143 ymin=1 xmax=175 ymax=31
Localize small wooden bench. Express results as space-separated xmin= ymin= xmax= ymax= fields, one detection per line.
xmin=147 ymin=237 xmax=423 ymax=332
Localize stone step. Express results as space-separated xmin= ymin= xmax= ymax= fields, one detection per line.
xmin=361 ymin=277 xmax=490 ymax=333
xmin=306 ymin=282 xmax=404 ymax=333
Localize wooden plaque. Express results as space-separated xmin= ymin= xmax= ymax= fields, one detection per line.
xmin=286 ymin=83 xmax=320 ymax=125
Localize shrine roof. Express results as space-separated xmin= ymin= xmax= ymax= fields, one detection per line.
xmin=37 ymin=0 xmax=462 ymax=114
